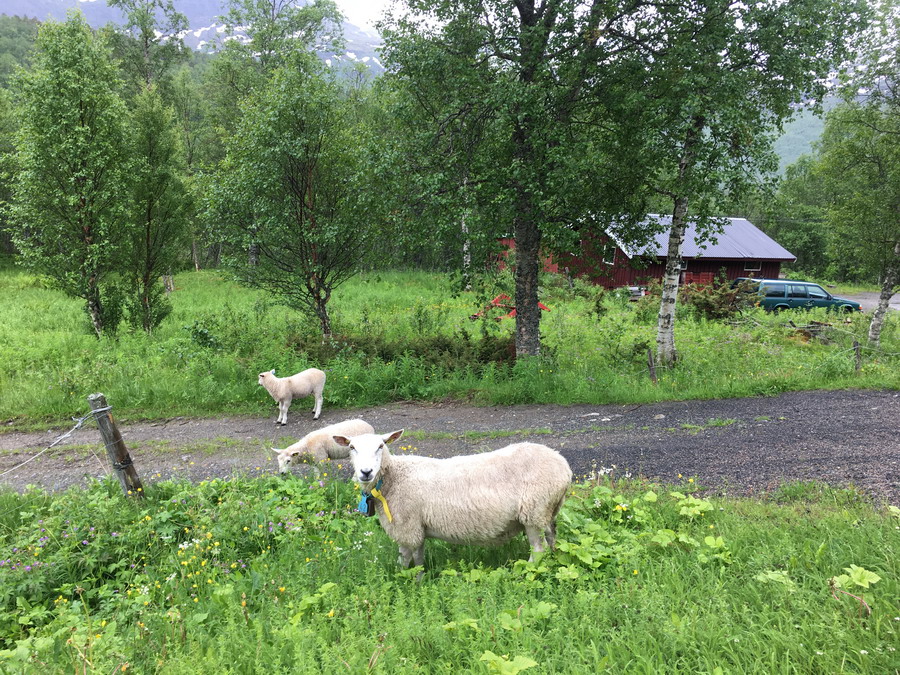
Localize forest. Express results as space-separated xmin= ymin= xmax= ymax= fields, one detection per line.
xmin=0 ymin=0 xmax=897 ymax=363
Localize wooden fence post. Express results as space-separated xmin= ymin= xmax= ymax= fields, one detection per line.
xmin=853 ymin=340 xmax=861 ymax=372
xmin=647 ymin=349 xmax=658 ymax=385
xmin=88 ymin=393 xmax=143 ymax=497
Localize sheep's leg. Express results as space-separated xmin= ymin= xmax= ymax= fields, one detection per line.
xmin=525 ymin=525 xmax=547 ymax=562
xmin=397 ymin=546 xmax=414 ymax=568
xmin=278 ymin=400 xmax=290 ymax=426
xmin=313 ymin=392 xmax=322 ymax=419
xmin=545 ymin=519 xmax=558 ymax=550
xmin=412 ymin=546 xmax=426 ymax=581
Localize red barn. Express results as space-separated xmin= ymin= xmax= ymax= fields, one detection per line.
xmin=552 ymin=216 xmax=796 ymax=289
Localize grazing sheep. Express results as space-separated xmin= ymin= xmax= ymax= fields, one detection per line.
xmin=333 ymin=430 xmax=572 ymax=571
xmin=274 ymin=418 xmax=374 ymax=474
xmin=258 ymin=368 xmax=325 ymax=425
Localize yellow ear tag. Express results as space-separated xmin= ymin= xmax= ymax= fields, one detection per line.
xmin=369 ymin=487 xmax=393 ymax=522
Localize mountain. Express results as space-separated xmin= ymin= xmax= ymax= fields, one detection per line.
xmin=1 ymin=0 xmax=384 ymax=74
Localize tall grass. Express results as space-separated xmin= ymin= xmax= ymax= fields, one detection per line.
xmin=1 ymin=261 xmax=898 ymax=426
xmin=0 ymin=475 xmax=896 ymax=672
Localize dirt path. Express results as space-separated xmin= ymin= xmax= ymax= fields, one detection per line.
xmin=1 ymin=390 xmax=898 ymax=504
xmin=839 ymin=291 xmax=900 ymax=313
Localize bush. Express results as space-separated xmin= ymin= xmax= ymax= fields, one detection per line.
xmin=680 ymin=273 xmax=755 ymax=321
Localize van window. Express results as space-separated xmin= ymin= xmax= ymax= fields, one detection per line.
xmin=788 ymin=285 xmax=808 ymax=298
xmin=762 ymin=283 xmax=785 ymax=297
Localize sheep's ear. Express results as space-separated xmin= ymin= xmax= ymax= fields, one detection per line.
xmin=383 ymin=429 xmax=404 ymax=445
xmin=270 ymin=369 xmax=276 ymax=374
xmin=289 ymin=450 xmax=302 ymax=457
xmin=333 ymin=435 xmax=351 ymax=447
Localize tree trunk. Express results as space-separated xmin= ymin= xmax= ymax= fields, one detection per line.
xmin=655 ymin=116 xmax=704 ymax=368
xmin=513 ymin=208 xmax=542 ymax=357
xmin=315 ymin=302 xmax=332 ymax=338
xmin=192 ymin=239 xmax=201 ymax=271
xmin=312 ymin=284 xmax=332 ymax=338
xmin=509 ymin=5 xmax=547 ymax=359
xmin=510 ymin=111 xmax=541 ymax=357
xmin=867 ymin=241 xmax=900 ymax=346
xmin=86 ymin=276 xmax=104 ymax=338
xmin=461 ymin=175 xmax=472 ymax=292
xmin=656 ymin=198 xmax=689 ymax=367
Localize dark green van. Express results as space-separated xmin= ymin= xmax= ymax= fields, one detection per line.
xmin=733 ymin=278 xmax=862 ymax=313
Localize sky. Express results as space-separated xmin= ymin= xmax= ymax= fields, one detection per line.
xmin=335 ymin=0 xmax=392 ymax=31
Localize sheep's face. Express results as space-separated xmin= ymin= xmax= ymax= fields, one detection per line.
xmin=275 ymin=448 xmax=299 ymax=474
xmin=334 ymin=430 xmax=403 ymax=488
xmin=258 ymin=370 xmax=275 ymax=386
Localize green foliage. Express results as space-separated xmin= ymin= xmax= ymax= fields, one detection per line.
xmin=211 ymin=57 xmax=374 ymax=336
xmin=756 ymin=156 xmax=831 ymax=277
xmin=105 ymin=0 xmax=189 ymax=94
xmin=0 ymin=267 xmax=899 ymax=423
xmin=0 ymin=15 xmax=39 ymax=86
xmin=816 ymin=103 xmax=900 ymax=284
xmin=123 ymin=86 xmax=191 ymax=332
xmin=833 ymin=565 xmax=881 ymax=590
xmin=680 ymin=274 xmax=756 ymax=321
xmin=0 ymin=474 xmax=896 ymax=672
xmin=8 ymin=11 xmax=133 ymax=337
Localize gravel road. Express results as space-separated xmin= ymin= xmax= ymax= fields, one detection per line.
xmin=1 ymin=389 xmax=898 ymax=504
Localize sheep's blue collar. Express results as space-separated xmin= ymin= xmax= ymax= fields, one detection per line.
xmin=358 ymin=479 xmax=393 ymax=522
xmin=359 ymin=478 xmax=382 ymax=499
xmin=358 ymin=479 xmax=381 ymax=513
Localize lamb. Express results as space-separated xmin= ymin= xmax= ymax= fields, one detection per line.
xmin=274 ymin=418 xmax=375 ymax=474
xmin=258 ymin=368 xmax=325 ymax=426
xmin=333 ymin=430 xmax=572 ymax=571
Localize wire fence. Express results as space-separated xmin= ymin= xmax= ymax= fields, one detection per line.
xmin=0 ymin=405 xmax=112 ymax=480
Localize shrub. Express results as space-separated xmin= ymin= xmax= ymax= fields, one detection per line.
xmin=680 ymin=273 xmax=755 ymax=320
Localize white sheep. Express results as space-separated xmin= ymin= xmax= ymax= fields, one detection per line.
xmin=333 ymin=430 xmax=572 ymax=571
xmin=274 ymin=418 xmax=375 ymax=474
xmin=258 ymin=368 xmax=326 ymax=426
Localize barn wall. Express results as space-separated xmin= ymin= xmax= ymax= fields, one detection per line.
xmin=499 ymin=238 xmax=786 ymax=288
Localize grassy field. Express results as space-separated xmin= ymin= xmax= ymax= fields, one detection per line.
xmin=0 ymin=474 xmax=896 ymax=673
xmin=2 ymin=262 xmax=898 ymax=672
xmin=1 ymin=260 xmax=898 ymax=428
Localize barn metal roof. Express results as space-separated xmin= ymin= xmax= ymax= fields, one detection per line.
xmin=615 ymin=215 xmax=796 ymax=261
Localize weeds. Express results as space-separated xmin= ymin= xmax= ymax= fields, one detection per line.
xmin=0 ymin=475 xmax=895 ymax=672
xmin=0 ymin=267 xmax=898 ymax=426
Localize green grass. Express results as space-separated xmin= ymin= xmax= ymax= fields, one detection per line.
xmin=0 ymin=264 xmax=898 ymax=428
xmin=0 ymin=475 xmax=896 ymax=673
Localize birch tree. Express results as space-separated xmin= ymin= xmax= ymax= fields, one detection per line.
xmin=212 ymin=58 xmax=372 ymax=336
xmin=106 ymin=0 xmax=188 ymax=94
xmin=817 ymin=0 xmax=900 ymax=346
xmin=636 ymin=0 xmax=866 ymax=366
xmin=380 ymin=0 xmax=658 ymax=357
xmin=9 ymin=12 xmax=132 ymax=337
xmin=817 ymin=104 xmax=900 ymax=346
xmin=123 ymin=86 xmax=191 ymax=332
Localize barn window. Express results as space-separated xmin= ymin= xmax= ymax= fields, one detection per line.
xmin=602 ymin=246 xmax=615 ymax=265
xmin=744 ymin=261 xmax=762 ymax=272
xmin=679 ymin=259 xmax=688 ymax=270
